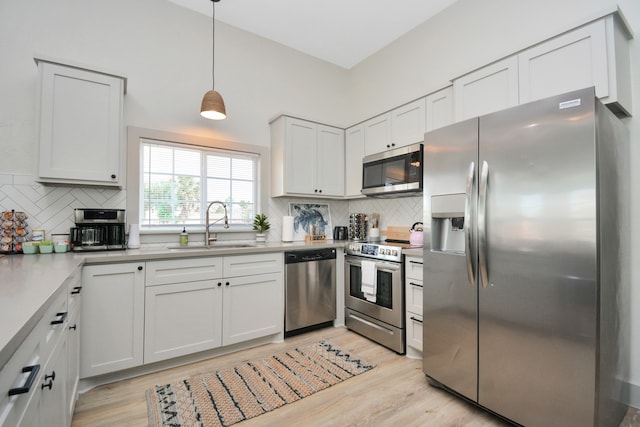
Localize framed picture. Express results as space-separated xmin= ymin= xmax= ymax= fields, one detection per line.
xmin=288 ymin=203 xmax=332 ymax=241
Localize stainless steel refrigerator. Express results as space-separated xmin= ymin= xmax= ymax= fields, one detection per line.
xmin=422 ymin=87 xmax=629 ymax=426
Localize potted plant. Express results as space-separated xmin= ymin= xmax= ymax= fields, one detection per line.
xmin=252 ymin=214 xmax=270 ymax=242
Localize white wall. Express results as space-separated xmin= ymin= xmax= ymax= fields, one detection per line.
xmin=0 ymin=0 xmax=350 ymax=177
xmin=349 ymin=0 xmax=640 ymax=406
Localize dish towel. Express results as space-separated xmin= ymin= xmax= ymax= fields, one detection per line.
xmin=361 ymin=260 xmax=377 ymax=303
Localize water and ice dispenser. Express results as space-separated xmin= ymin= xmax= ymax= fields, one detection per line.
xmin=430 ymin=194 xmax=466 ymax=253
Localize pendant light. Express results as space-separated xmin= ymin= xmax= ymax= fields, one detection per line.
xmin=200 ymin=0 xmax=226 ymax=120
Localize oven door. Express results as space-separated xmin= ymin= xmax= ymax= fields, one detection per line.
xmin=344 ymin=255 xmax=404 ymax=328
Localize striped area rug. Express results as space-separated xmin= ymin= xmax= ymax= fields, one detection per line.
xmin=146 ymin=340 xmax=375 ymax=427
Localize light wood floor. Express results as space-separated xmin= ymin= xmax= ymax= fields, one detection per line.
xmin=71 ymin=326 xmax=639 ymax=427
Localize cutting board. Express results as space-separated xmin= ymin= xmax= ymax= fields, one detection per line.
xmin=383 ymin=226 xmax=410 ymax=242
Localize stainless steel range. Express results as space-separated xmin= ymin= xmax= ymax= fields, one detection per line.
xmin=344 ymin=241 xmax=407 ymax=354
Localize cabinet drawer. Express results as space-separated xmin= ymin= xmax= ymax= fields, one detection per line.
xmin=0 ymin=323 xmax=43 ymax=427
xmin=406 ymin=279 xmax=423 ymax=315
xmin=406 ymin=313 xmax=423 ymax=353
xmin=405 ymin=256 xmax=423 ymax=281
xmin=146 ymin=257 xmax=223 ymax=286
xmin=41 ymin=288 xmax=68 ymax=362
xmin=66 ymin=267 xmax=82 ymax=315
xmin=223 ymin=252 xmax=283 ymax=277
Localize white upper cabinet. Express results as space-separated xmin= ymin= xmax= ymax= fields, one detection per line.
xmin=35 ymin=58 xmax=126 ymax=187
xmin=518 ymin=14 xmax=632 ymax=116
xmin=453 ymin=11 xmax=632 ymax=122
xmin=345 ymin=124 xmax=365 ymax=198
xmin=364 ymin=98 xmax=427 ymax=156
xmin=453 ymin=56 xmax=520 ymax=122
xmin=391 ymin=98 xmax=426 ymax=147
xmin=270 ymin=116 xmax=344 ymax=198
xmin=425 ymin=86 xmax=454 ymax=132
xmin=363 ymin=112 xmax=392 ymax=156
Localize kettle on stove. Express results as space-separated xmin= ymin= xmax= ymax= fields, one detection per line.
xmin=409 ymin=222 xmax=424 ymax=246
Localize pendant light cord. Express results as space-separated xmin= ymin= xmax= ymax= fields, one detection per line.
xmin=211 ymin=0 xmax=216 ymax=91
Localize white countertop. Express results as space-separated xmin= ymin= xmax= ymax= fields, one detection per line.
xmin=0 ymin=240 xmax=347 ymax=370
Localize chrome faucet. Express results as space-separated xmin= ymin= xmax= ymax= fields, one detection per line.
xmin=205 ymin=201 xmax=229 ymax=245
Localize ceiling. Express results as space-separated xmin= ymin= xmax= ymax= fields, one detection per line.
xmin=168 ymin=0 xmax=459 ymax=69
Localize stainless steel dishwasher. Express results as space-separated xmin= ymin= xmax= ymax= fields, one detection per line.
xmin=284 ymin=248 xmax=336 ymax=336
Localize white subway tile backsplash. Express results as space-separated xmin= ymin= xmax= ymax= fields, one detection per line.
xmin=0 ymin=174 xmax=423 ymax=241
xmin=0 ymin=174 xmax=126 ymax=236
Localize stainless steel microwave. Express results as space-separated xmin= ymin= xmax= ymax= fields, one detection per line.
xmin=361 ymin=143 xmax=423 ymax=197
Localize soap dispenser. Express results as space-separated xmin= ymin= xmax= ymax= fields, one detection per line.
xmin=180 ymin=227 xmax=189 ymax=246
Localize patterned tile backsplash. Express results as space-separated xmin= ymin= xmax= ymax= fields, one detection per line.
xmin=0 ymin=174 xmax=423 ymax=242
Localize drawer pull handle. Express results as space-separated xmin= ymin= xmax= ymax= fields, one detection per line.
xmin=8 ymin=364 xmax=41 ymax=396
xmin=410 ymin=316 xmax=423 ymax=324
xmin=71 ymin=286 xmax=82 ymax=295
xmin=41 ymin=371 xmax=55 ymax=390
xmin=51 ymin=312 xmax=68 ymax=325
xmin=409 ymin=260 xmax=423 ymax=265
xmin=409 ymin=282 xmax=423 ymax=288
xmin=69 ymin=324 xmax=77 ymax=331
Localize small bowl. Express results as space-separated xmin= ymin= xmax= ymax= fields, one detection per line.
xmin=39 ymin=244 xmax=53 ymax=254
xmin=54 ymin=244 xmax=68 ymax=253
xmin=22 ymin=244 xmax=38 ymax=255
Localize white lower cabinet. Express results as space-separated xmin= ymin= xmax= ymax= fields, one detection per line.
xmin=405 ymin=256 xmax=424 ymax=358
xmin=0 ymin=285 xmax=73 ymax=427
xmin=144 ymin=280 xmax=223 ymax=363
xmin=81 ymin=262 xmax=145 ymax=378
xmin=65 ymin=269 xmax=82 ymax=422
xmin=38 ymin=333 xmax=68 ymax=427
xmin=82 ymin=253 xmax=285 ymax=372
xmin=222 ymin=272 xmax=283 ymax=346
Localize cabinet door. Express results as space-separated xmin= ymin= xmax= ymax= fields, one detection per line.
xmin=38 ymin=334 xmax=67 ymax=427
xmin=222 ymin=272 xmax=284 ymax=346
xmin=284 ymin=117 xmax=317 ymax=194
xmin=363 ymin=113 xmax=392 ymax=156
xmin=144 ymin=281 xmax=222 ymax=363
xmin=66 ymin=304 xmax=80 ymax=422
xmin=453 ymin=56 xmax=519 ymax=121
xmin=316 ymin=125 xmax=344 ymax=196
xmin=345 ymin=124 xmax=365 ymax=198
xmin=81 ymin=263 xmax=145 ymax=378
xmin=392 ymin=98 xmax=426 ymax=146
xmin=519 ymin=20 xmax=608 ymax=105
xmin=425 ymin=86 xmax=454 ymax=132
xmin=37 ymin=61 xmax=124 ymax=187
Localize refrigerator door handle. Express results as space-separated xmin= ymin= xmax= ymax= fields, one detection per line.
xmin=478 ymin=160 xmax=490 ymax=288
xmin=464 ymin=161 xmax=476 ymax=286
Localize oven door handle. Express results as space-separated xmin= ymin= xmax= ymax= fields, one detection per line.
xmin=345 ymin=257 xmax=401 ymax=272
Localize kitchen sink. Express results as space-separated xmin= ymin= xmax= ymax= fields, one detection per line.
xmin=167 ymin=242 xmax=256 ymax=250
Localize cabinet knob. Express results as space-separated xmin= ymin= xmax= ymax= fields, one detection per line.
xmin=41 ymin=371 xmax=56 ymax=390
xmin=218 ymin=282 xmax=222 ymax=287
xmin=137 ymin=266 xmax=143 ymax=271
xmin=225 ymin=282 xmax=230 ymax=286
xmin=111 ymin=174 xmax=116 ymax=179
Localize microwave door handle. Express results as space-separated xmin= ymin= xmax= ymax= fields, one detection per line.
xmin=464 ymin=161 xmax=476 ymax=286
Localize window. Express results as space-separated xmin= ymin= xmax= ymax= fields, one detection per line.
xmin=140 ymin=139 xmax=258 ymax=228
